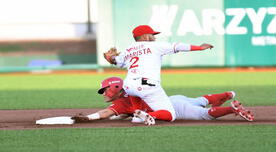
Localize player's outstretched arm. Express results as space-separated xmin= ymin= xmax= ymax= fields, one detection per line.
xmin=191 ymin=43 xmax=213 ymax=51
xmin=97 ymin=109 xmax=116 ymax=119
xmin=171 ymin=43 xmax=214 ymax=53
xmin=71 ymin=108 xmax=115 ymax=123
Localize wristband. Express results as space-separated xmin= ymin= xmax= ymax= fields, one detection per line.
xmin=87 ymin=113 xmax=100 ymax=120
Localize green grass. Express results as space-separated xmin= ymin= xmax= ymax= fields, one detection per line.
xmin=0 ymin=71 xmax=276 ymax=152
xmin=0 ymin=72 xmax=275 ymax=109
xmin=0 ymin=125 xmax=276 ymax=152
xmin=163 ymin=72 xmax=276 ymax=106
xmin=0 ymin=44 xmax=23 ymax=52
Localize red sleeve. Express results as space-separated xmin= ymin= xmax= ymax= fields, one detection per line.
xmin=108 ymin=100 xmax=126 ymax=115
xmin=108 ymin=98 xmax=132 ymax=115
xmin=108 ymin=96 xmax=154 ymax=115
xmin=190 ymin=45 xmax=203 ymax=51
xmin=130 ymin=96 xmax=153 ymax=113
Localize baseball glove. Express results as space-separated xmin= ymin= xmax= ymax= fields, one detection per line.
xmin=103 ymin=47 xmax=119 ymax=65
xmin=71 ymin=113 xmax=90 ymax=123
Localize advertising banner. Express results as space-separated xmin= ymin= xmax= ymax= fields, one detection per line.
xmin=224 ymin=0 xmax=276 ymax=66
xmin=109 ymin=0 xmax=276 ymax=67
xmin=113 ymin=0 xmax=224 ymax=66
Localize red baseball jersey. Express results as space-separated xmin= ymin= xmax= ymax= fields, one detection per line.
xmin=108 ymin=95 xmax=153 ymax=115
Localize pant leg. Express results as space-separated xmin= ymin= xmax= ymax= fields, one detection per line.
xmin=123 ymin=78 xmax=176 ymax=121
xmin=176 ymin=96 xmax=209 ymax=107
xmin=143 ymin=87 xmax=176 ymax=121
xmin=170 ymin=95 xmax=214 ymax=120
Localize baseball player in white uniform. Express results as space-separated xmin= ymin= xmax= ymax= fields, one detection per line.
xmin=104 ymin=25 xmax=213 ymax=122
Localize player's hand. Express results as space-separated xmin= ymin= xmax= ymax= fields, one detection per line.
xmin=200 ymin=44 xmax=213 ymax=50
xmin=71 ymin=113 xmax=90 ymax=123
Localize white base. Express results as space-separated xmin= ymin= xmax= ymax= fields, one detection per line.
xmin=36 ymin=116 xmax=75 ymax=125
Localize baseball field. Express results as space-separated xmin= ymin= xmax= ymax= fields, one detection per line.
xmin=0 ymin=68 xmax=276 ymax=152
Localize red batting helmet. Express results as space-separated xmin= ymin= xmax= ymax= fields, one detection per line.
xmin=97 ymin=77 xmax=123 ymax=97
xmin=132 ymin=25 xmax=160 ymax=37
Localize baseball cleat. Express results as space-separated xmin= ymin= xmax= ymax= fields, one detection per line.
xmin=212 ymin=91 xmax=236 ymax=107
xmin=131 ymin=117 xmax=144 ymax=123
xmin=134 ymin=110 xmax=155 ymax=126
xmin=229 ymin=91 xmax=236 ymax=99
xmin=231 ymin=100 xmax=254 ymax=121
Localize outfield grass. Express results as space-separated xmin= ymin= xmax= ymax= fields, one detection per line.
xmin=0 ymin=125 xmax=276 ymax=152
xmin=0 ymin=71 xmax=275 ymax=109
xmin=1 ymin=71 xmax=276 ymax=152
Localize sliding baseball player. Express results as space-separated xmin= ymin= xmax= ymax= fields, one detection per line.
xmin=71 ymin=77 xmax=254 ymax=125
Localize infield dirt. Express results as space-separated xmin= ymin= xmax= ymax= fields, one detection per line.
xmin=0 ymin=106 xmax=275 ymax=130
xmin=1 ymin=68 xmax=276 ymax=130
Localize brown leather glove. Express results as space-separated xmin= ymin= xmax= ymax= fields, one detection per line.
xmin=71 ymin=113 xmax=90 ymax=123
xmin=103 ymin=47 xmax=120 ymax=65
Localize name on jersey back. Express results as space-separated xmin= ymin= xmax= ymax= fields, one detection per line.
xmin=124 ymin=45 xmax=152 ymax=61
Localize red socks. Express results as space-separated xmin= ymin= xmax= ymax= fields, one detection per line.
xmin=208 ymin=107 xmax=234 ymax=118
xmin=204 ymin=92 xmax=231 ymax=107
xmin=148 ymin=110 xmax=173 ymax=121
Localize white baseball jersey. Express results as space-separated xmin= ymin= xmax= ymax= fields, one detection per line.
xmin=115 ymin=41 xmax=191 ymax=81
xmin=114 ymin=41 xmax=192 ymax=121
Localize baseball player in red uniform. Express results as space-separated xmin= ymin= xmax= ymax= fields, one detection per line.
xmin=71 ymin=77 xmax=254 ymax=125
xmin=103 ymin=25 xmax=214 ymax=122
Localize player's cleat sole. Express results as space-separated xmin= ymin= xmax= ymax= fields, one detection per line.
xmin=134 ymin=110 xmax=155 ymax=125
xmin=231 ymin=100 xmax=254 ymax=121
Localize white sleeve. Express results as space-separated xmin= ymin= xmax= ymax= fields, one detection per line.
xmin=114 ymin=52 xmax=126 ymax=68
xmin=173 ymin=43 xmax=191 ymax=53
xmin=157 ymin=42 xmax=191 ymax=56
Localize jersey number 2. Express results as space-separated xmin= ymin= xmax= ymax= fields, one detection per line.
xmin=130 ymin=57 xmax=139 ymax=69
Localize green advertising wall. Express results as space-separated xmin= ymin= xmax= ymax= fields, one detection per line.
xmin=112 ymin=0 xmax=276 ymax=67
xmin=224 ymin=0 xmax=276 ymax=66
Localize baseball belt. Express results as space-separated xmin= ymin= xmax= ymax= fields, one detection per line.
xmin=141 ymin=78 xmax=156 ymax=86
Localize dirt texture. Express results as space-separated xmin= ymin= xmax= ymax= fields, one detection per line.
xmin=0 ymin=106 xmax=275 ymax=130
xmin=1 ymin=68 xmax=276 ymax=130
